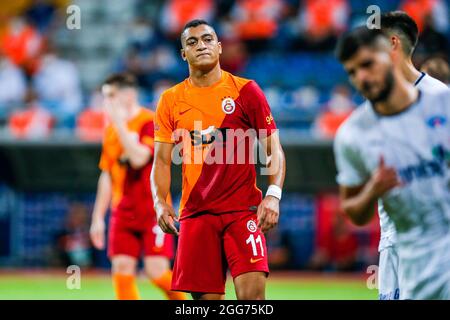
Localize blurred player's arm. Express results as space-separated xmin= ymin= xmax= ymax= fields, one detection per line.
xmin=114 ymin=122 xmax=151 ymax=169
xmin=90 ymin=171 xmax=112 ymax=249
xmin=339 ymin=156 xmax=400 ymax=226
xmin=105 ymin=102 xmax=151 ymax=169
xmin=257 ymin=131 xmax=286 ymax=233
xmin=151 ymin=142 xmax=179 ymax=235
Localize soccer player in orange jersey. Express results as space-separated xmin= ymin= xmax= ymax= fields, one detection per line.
xmin=89 ymin=73 xmax=186 ymax=300
xmin=151 ymin=20 xmax=286 ymax=300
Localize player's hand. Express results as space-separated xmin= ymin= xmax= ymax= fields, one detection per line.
xmin=256 ymin=196 xmax=280 ymax=233
xmin=155 ymin=201 xmax=179 ymax=235
xmin=369 ymin=155 xmax=401 ymax=198
xmin=90 ymin=218 xmax=106 ymax=250
xmin=104 ymin=100 xmax=127 ymax=127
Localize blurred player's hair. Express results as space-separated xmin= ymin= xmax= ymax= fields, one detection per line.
xmin=335 ymin=27 xmax=389 ymax=62
xmin=102 ymin=73 xmax=138 ymax=89
xmin=380 ymin=11 xmax=419 ymax=56
xmin=421 ymin=57 xmax=450 ymax=84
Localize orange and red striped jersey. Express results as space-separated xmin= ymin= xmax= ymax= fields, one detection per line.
xmin=155 ymin=70 xmax=277 ymax=219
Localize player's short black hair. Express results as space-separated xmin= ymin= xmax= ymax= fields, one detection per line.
xmin=180 ymin=19 xmax=215 ymax=45
xmin=335 ymin=26 xmax=388 ymax=62
xmin=102 ymin=73 xmax=137 ymax=89
xmin=380 ymin=11 xmax=419 ymax=56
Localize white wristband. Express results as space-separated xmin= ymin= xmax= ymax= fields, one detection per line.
xmin=266 ymin=184 xmax=282 ymax=200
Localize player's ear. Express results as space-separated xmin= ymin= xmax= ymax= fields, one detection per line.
xmin=181 ymin=49 xmax=187 ymax=61
xmin=218 ymin=41 xmax=222 ymax=55
xmin=391 ymin=36 xmax=400 ymax=51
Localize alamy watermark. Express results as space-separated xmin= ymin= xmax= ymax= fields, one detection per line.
xmin=66 ymin=265 xmax=81 ymax=290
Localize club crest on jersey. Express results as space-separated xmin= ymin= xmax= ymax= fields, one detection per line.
xmin=221 ymin=96 xmax=235 ymax=114
xmin=247 ymin=220 xmax=257 ymax=233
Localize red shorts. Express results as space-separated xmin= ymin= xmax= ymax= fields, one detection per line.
xmin=107 ymin=210 xmax=174 ymax=259
xmin=171 ymin=211 xmax=269 ymax=294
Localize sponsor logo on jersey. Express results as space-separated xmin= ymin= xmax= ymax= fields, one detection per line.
xmin=427 ymin=115 xmax=447 ymax=128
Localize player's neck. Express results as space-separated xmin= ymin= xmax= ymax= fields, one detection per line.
xmin=400 ymin=58 xmax=422 ymax=84
xmin=375 ymin=75 xmax=419 ymax=116
xmin=188 ymin=63 xmax=222 ymax=87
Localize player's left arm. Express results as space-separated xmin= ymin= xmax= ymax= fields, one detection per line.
xmin=257 ymin=131 xmax=286 ymax=233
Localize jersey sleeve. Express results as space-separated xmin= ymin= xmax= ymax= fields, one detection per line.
xmin=139 ymin=120 xmax=155 ymax=154
xmin=99 ymin=141 xmax=113 ymax=172
xmin=333 ymin=125 xmax=369 ymax=187
xmin=154 ymin=91 xmax=175 ymax=143
xmin=241 ymin=81 xmax=277 ymax=138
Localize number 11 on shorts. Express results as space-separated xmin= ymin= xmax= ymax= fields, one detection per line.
xmin=246 ymin=234 xmax=264 ymax=257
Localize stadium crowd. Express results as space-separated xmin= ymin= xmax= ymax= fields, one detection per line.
xmin=0 ymin=0 xmax=448 ymax=140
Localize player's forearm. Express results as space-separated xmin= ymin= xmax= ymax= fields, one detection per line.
xmin=266 ymin=144 xmax=286 ymax=189
xmin=92 ymin=172 xmax=112 ymax=222
xmin=151 ymin=160 xmax=172 ymax=207
xmin=115 ymin=123 xmax=151 ymax=169
xmin=341 ymin=183 xmax=378 ymax=226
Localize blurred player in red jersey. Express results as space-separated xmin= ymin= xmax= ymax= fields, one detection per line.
xmin=90 ymin=73 xmax=186 ymax=300
xmin=151 ymin=20 xmax=286 ymax=300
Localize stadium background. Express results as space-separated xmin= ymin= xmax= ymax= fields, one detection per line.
xmin=0 ymin=0 xmax=448 ymax=299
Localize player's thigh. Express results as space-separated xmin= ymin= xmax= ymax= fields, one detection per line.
xmin=111 ymin=255 xmax=139 ymax=275
xmin=108 ymin=218 xmax=141 ymax=263
xmin=233 ymin=271 xmax=266 ymax=300
xmin=172 ymin=214 xmax=226 ymax=294
xmin=378 ymin=246 xmax=400 ymax=300
xmin=143 ymin=256 xmax=170 ymax=280
xmin=223 ymin=212 xmax=269 ymax=280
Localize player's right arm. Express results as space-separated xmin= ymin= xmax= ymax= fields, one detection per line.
xmin=90 ymin=171 xmax=112 ymax=249
xmin=151 ymin=142 xmax=179 ymax=235
xmin=334 ymin=125 xmax=400 ymax=226
xmin=340 ymin=157 xmax=400 ymax=225
xmin=151 ymin=90 xmax=179 ymax=235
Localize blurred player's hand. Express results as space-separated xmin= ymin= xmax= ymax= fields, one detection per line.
xmin=104 ymin=100 xmax=127 ymax=127
xmin=90 ymin=218 xmax=106 ymax=250
xmin=369 ymin=155 xmax=401 ymax=198
xmin=257 ymin=196 xmax=280 ymax=233
xmin=155 ymin=201 xmax=179 ymax=235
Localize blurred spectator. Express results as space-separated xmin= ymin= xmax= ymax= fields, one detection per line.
xmin=228 ymin=0 xmax=286 ymax=52
xmin=308 ymin=193 xmax=359 ymax=271
xmin=401 ymin=0 xmax=448 ymax=33
xmin=24 ymin=0 xmax=58 ymax=34
xmin=313 ymin=85 xmax=355 ymax=139
xmin=160 ymin=0 xmax=215 ymax=38
xmin=33 ymin=44 xmax=82 ymax=127
xmin=420 ymin=56 xmax=450 ymax=84
xmin=120 ymin=44 xmax=180 ymax=90
xmin=220 ymin=39 xmax=248 ymax=74
xmin=8 ymin=87 xmax=54 ymax=139
xmin=291 ymin=0 xmax=349 ymax=52
xmin=76 ymin=89 xmax=106 ymax=142
xmin=0 ymin=17 xmax=43 ymax=76
xmin=56 ymin=202 xmax=94 ymax=268
xmin=151 ymin=79 xmax=176 ymax=107
xmin=0 ymin=52 xmax=27 ymax=120
xmin=414 ymin=14 xmax=449 ymax=64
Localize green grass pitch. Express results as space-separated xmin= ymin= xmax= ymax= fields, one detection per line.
xmin=0 ymin=271 xmax=377 ymax=300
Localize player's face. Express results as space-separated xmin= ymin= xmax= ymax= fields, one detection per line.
xmin=343 ymin=47 xmax=395 ymax=103
xmin=181 ymin=25 xmax=222 ymax=71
